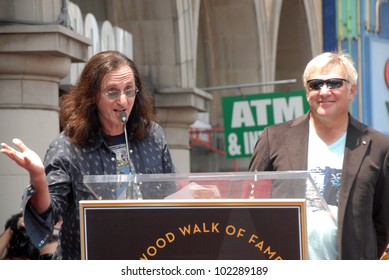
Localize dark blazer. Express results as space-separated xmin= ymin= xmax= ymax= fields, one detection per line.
xmin=249 ymin=113 xmax=389 ymax=259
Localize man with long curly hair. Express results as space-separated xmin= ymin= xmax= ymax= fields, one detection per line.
xmin=1 ymin=51 xmax=176 ymax=259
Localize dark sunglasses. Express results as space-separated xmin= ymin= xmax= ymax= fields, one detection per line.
xmin=307 ymin=78 xmax=348 ymax=90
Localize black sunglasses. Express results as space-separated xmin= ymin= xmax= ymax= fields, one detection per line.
xmin=307 ymin=78 xmax=348 ymax=90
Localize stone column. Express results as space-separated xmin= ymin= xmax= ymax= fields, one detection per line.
xmin=155 ymin=87 xmax=212 ymax=172
xmin=0 ymin=0 xmax=90 ymax=226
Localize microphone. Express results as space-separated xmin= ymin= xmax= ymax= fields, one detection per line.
xmin=119 ymin=112 xmax=142 ymax=200
xmin=120 ymin=111 xmax=127 ymax=123
xmin=119 ymin=112 xmax=131 ymax=175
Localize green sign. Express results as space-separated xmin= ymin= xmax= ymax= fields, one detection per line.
xmin=222 ymin=90 xmax=309 ymax=158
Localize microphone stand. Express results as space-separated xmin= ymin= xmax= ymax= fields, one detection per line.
xmin=120 ymin=112 xmax=143 ymax=200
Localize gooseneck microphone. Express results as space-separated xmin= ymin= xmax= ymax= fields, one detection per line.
xmin=119 ymin=111 xmax=131 ymax=169
xmin=119 ymin=111 xmax=143 ymax=200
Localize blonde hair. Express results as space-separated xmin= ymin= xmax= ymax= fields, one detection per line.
xmin=302 ymin=51 xmax=358 ymax=91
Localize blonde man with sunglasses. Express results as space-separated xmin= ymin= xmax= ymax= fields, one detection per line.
xmin=249 ymin=51 xmax=389 ymax=260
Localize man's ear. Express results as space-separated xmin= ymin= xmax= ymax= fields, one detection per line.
xmin=349 ymin=84 xmax=357 ymax=101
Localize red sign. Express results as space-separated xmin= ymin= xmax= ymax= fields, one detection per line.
xmin=385 ymin=59 xmax=389 ymax=89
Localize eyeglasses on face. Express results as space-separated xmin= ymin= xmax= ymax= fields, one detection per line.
xmin=103 ymin=88 xmax=139 ymax=100
xmin=307 ymin=78 xmax=348 ymax=90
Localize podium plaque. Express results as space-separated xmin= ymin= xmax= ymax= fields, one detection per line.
xmin=80 ymin=199 xmax=307 ymax=260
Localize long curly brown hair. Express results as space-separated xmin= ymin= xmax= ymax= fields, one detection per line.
xmin=60 ymin=51 xmax=157 ymax=147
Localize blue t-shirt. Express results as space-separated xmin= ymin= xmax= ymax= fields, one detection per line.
xmin=108 ymin=133 xmax=131 ymax=175
xmin=307 ymin=123 xmax=346 ymax=260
